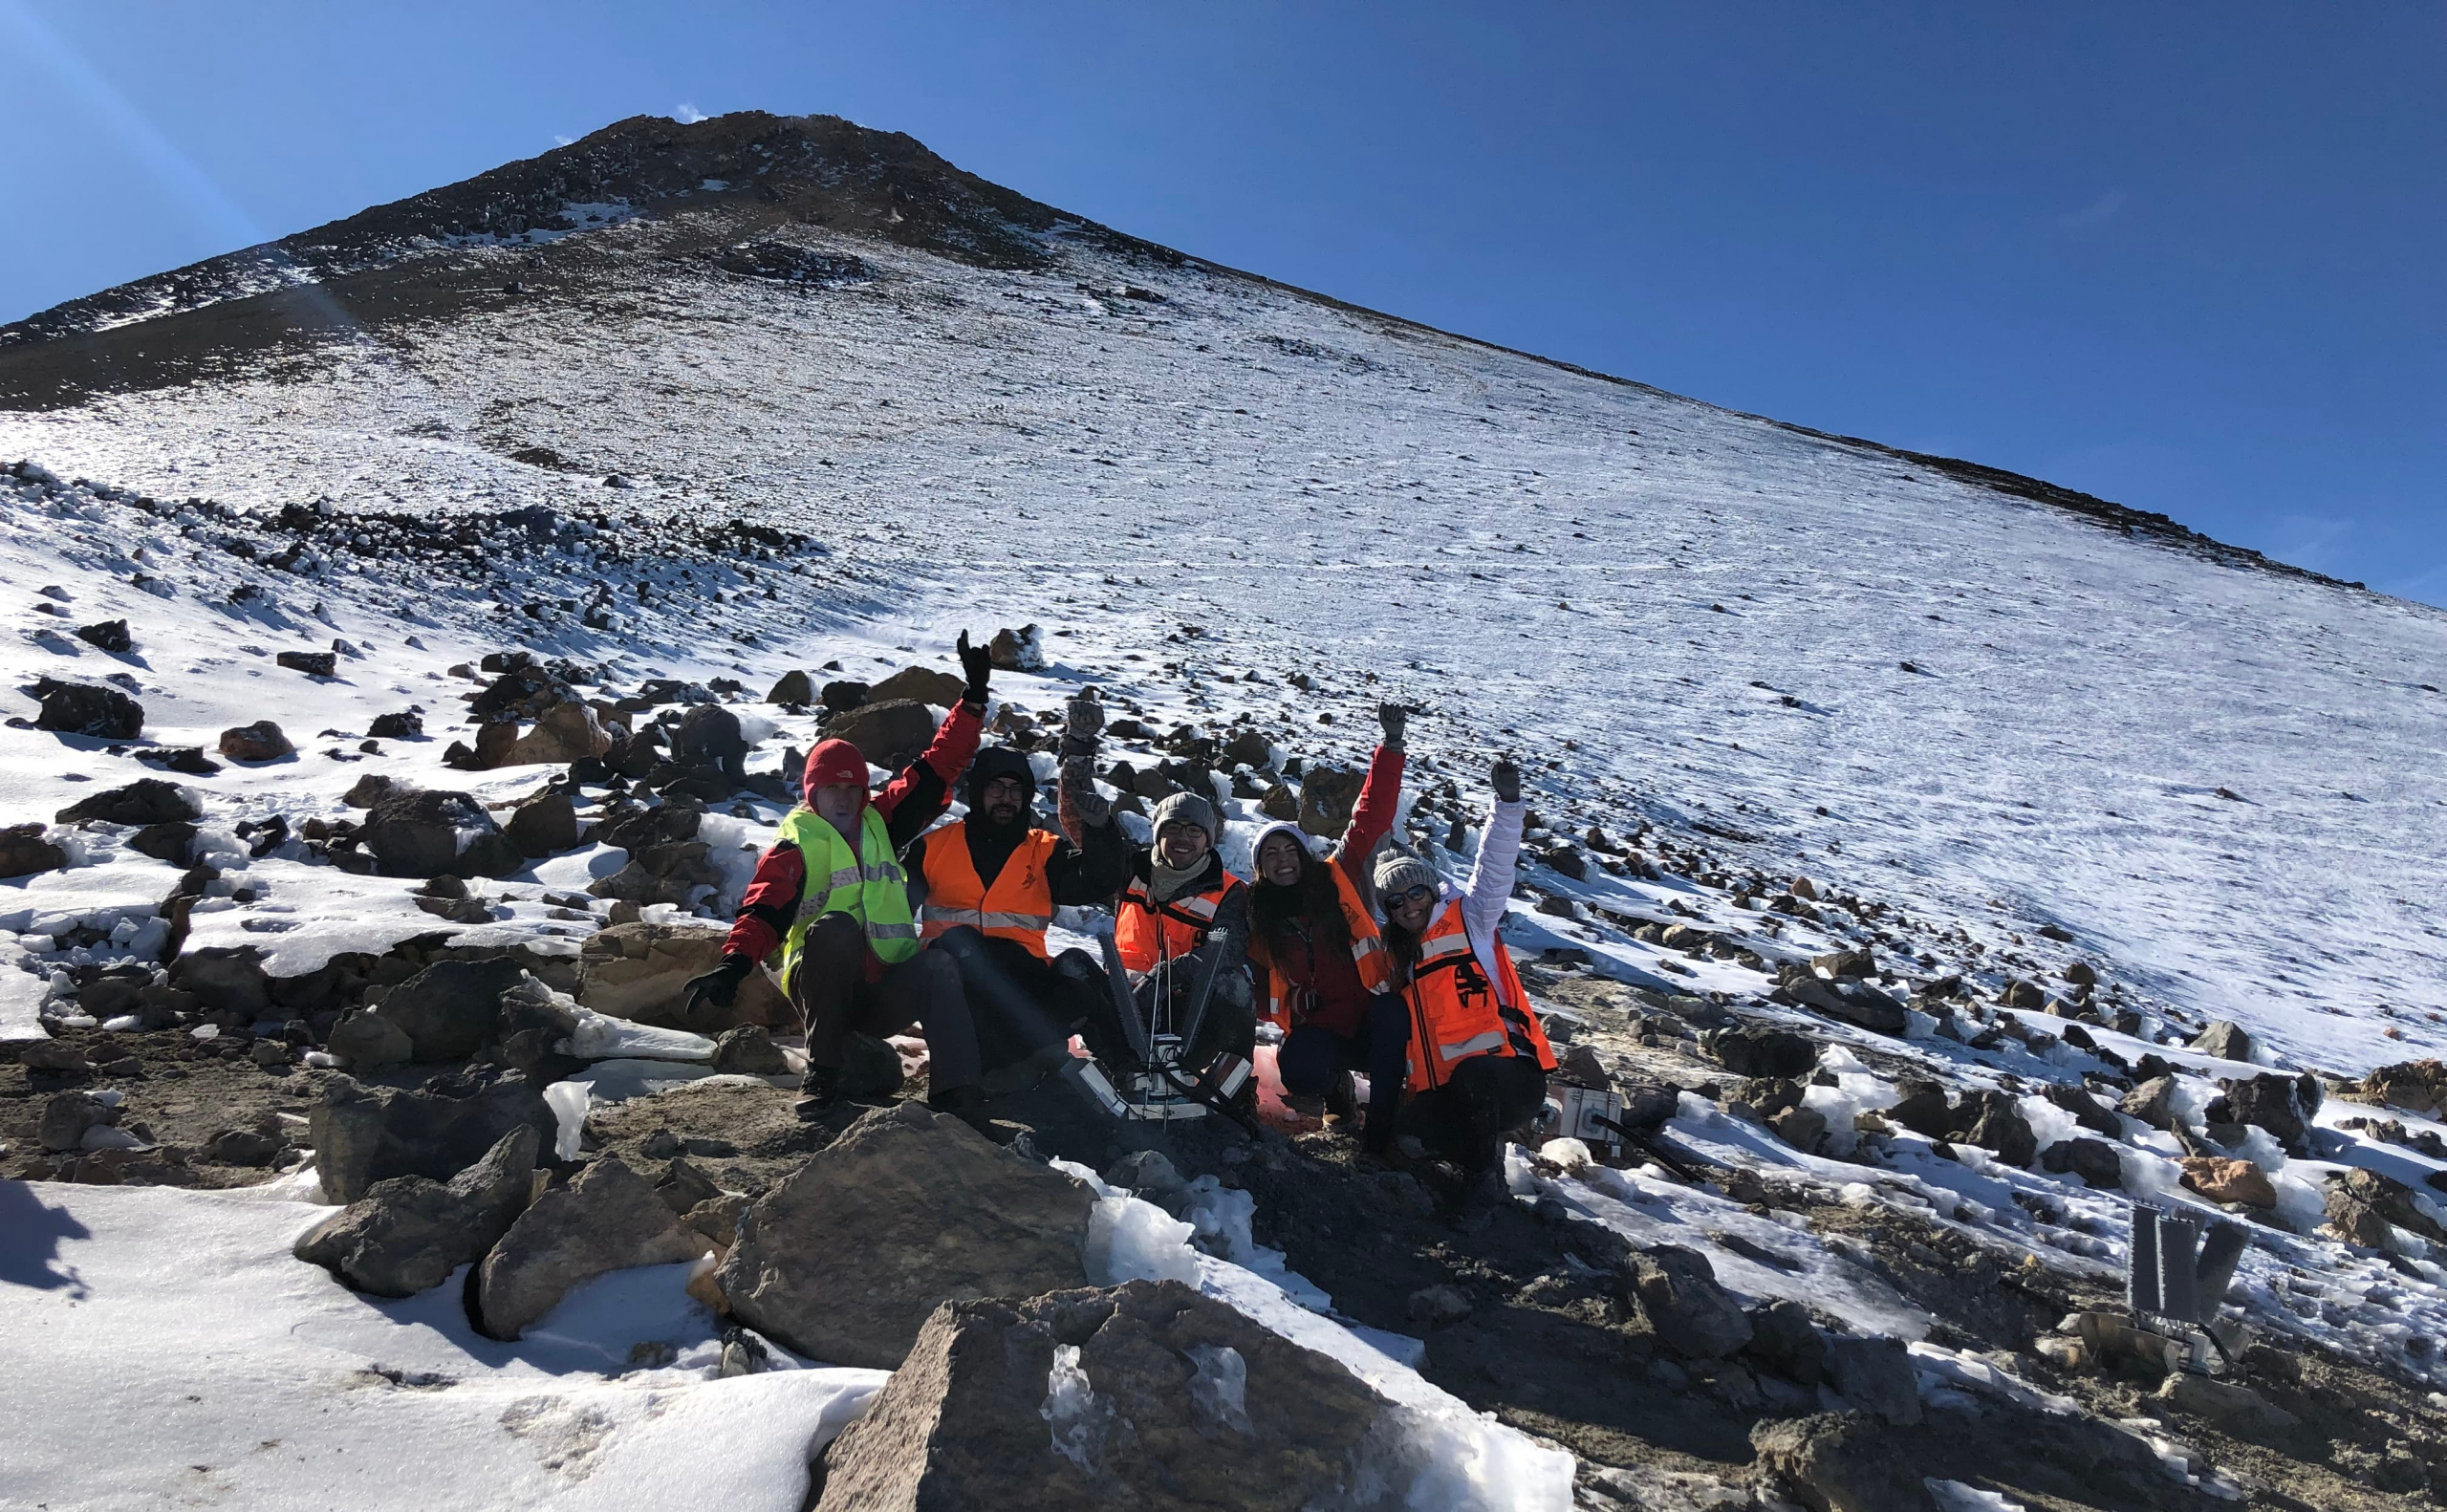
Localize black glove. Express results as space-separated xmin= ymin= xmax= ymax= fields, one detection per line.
xmin=1377 ymin=702 xmax=1408 ymax=750
xmin=956 ymin=631 xmax=992 ymax=706
xmin=1490 ymin=759 xmax=1522 ymax=804
xmin=1059 ymin=692 xmax=1103 ymax=764
xmin=683 ymin=955 xmax=753 ymax=1022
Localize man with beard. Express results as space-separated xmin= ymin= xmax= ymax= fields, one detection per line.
xmin=908 ymin=693 xmax=1130 ymax=1112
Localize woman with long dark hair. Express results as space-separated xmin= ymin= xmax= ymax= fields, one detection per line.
xmin=1245 ymin=702 xmax=1408 ymax=1149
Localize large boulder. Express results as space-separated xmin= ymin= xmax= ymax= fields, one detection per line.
xmin=2217 ymin=1071 xmax=2322 ymax=1157
xmin=2326 ymin=1167 xmax=2447 ymax=1248
xmin=32 ymin=680 xmax=142 ymax=739
xmin=765 ymin=669 xmax=812 ymax=704
xmin=1295 ymin=764 xmax=1362 ymax=839
xmin=576 ymin=920 xmax=790 ymax=1028
xmin=372 ymin=958 xmax=524 ymax=1062
xmin=814 ymin=1281 xmax=1397 ymax=1512
xmin=310 ymin=1073 xmax=558 ymax=1204
xmin=821 ymin=699 xmax=935 ymax=769
xmin=55 ymin=778 xmax=200 ymax=826
xmin=669 ymin=703 xmax=748 ymax=781
xmin=867 ymin=664 xmax=965 ymax=708
xmin=718 ymin=1102 xmax=1099 ymax=1369
xmin=217 ymin=721 xmax=295 ymax=763
xmin=507 ymin=701 xmax=613 ymax=766
xmin=1623 ymin=1244 xmax=1753 ymax=1359
xmin=2341 ymin=1060 xmax=2447 ymax=1117
xmin=476 ymin=1155 xmax=702 ymax=1339
xmin=292 ymin=1125 xmax=539 ymax=1296
xmin=326 ymin=1008 xmax=413 ymax=1070
xmin=1825 ymin=1334 xmax=1921 ymax=1426
xmin=1701 ymin=1026 xmax=1817 ymax=1080
xmin=985 ymin=623 xmax=1044 ymax=672
xmin=502 ymin=788 xmax=579 ymax=858
xmin=168 ymin=946 xmax=271 ymax=1016
xmin=2190 ymin=1020 xmax=2253 ymax=1062
xmin=0 ymin=823 xmax=65 ymax=879
xmin=1953 ymin=1091 xmax=2037 ymax=1167
xmin=1778 ymin=971 xmax=1909 ymax=1035
xmin=362 ymin=787 xmax=524 ymax=878
xmin=1749 ymin=1414 xmax=1931 ymax=1512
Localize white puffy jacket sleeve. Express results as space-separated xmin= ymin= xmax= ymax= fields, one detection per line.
xmin=1459 ymin=796 xmax=1526 ymax=987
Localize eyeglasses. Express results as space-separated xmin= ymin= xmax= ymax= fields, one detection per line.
xmin=1390 ymin=884 xmax=1437 ymax=905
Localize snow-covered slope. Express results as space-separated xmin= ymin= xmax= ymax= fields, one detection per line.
xmin=3 ymin=112 xmax=2440 ymax=1072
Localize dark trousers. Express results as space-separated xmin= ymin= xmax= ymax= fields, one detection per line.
xmin=1279 ymin=993 xmax=1411 ymax=1144
xmin=927 ymin=926 xmax=1104 ymax=1072
xmin=1398 ymin=1053 xmax=1548 ymax=1175
xmin=790 ymin=912 xmax=980 ymax=1091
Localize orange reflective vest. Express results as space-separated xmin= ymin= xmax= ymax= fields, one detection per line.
xmin=915 ymin=821 xmax=1058 ymax=960
xmin=1116 ymin=870 xmax=1245 ymax=975
xmin=1252 ymin=864 xmax=1393 ymax=1028
xmin=1397 ymin=901 xmax=1557 ymax=1091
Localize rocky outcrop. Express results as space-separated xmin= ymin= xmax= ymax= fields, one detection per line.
xmin=1625 ymin=1244 xmax=1753 ymax=1359
xmin=0 ymin=823 xmax=65 ymax=878
xmin=814 ymin=1280 xmax=1395 ymax=1512
xmin=718 ymin=1102 xmax=1098 ymax=1369
xmin=476 ymin=1155 xmax=702 ymax=1339
xmin=821 ymin=698 xmax=934 ymax=768
xmin=506 ymin=701 xmax=614 ymax=766
xmin=31 ymin=679 xmax=142 ymax=738
xmin=1296 ymin=763 xmax=1361 ymax=838
xmin=371 ymin=957 xmax=524 ymax=1062
xmin=576 ymin=920 xmax=790 ymax=1028
xmin=361 ymin=787 xmax=524 ymax=878
xmin=55 ymin=778 xmax=200 ymax=826
xmin=310 ymin=1074 xmax=558 ymax=1204
xmin=293 ymin=1126 xmax=538 ymax=1296
xmin=866 ymin=665 xmax=965 ymax=708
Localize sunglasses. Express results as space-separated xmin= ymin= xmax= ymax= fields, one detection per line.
xmin=1390 ymin=884 xmax=1437 ymax=905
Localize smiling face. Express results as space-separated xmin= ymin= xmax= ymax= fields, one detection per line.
xmin=1156 ymin=820 xmax=1211 ymax=870
xmin=979 ymin=773 xmax=1029 ymax=827
xmin=1385 ymin=884 xmax=1437 ymax=935
xmin=1255 ymin=831 xmax=1307 ymax=887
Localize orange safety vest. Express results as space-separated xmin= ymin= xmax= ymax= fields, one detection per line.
xmin=1116 ymin=870 xmax=1245 ymax=975
xmin=915 ymin=821 xmax=1058 ymax=960
xmin=1250 ymin=864 xmax=1393 ymax=1028
xmin=1397 ymin=900 xmax=1557 ymax=1091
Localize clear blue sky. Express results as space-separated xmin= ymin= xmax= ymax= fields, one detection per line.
xmin=5 ymin=1 xmax=2441 ymax=604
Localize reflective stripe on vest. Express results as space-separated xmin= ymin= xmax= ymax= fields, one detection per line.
xmin=1115 ymin=874 xmax=1239 ymax=974
xmin=1398 ymin=900 xmax=1557 ymax=1091
xmin=775 ymin=804 xmax=920 ymax=991
xmin=915 ymin=822 xmax=1058 ymax=960
xmin=1257 ymin=864 xmax=1393 ymax=1027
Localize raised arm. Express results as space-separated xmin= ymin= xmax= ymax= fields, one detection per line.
xmin=1460 ymin=759 xmax=1525 ymax=944
xmin=1332 ymin=702 xmax=1409 ymax=886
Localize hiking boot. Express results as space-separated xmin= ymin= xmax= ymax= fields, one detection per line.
xmin=1323 ymin=1071 xmax=1359 ymax=1128
xmin=927 ymin=1084 xmax=1002 ymax=1140
xmin=792 ymin=1063 xmax=841 ymax=1122
xmin=1442 ymin=1163 xmax=1506 ymax=1233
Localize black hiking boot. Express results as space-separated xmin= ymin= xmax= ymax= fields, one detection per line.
xmin=926 ymin=1083 xmax=1003 ymax=1140
xmin=792 ymin=1063 xmax=841 ymax=1122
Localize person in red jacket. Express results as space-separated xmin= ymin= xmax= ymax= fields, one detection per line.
xmin=684 ymin=634 xmax=990 ymax=1120
xmin=1245 ymin=702 xmax=1408 ymax=1150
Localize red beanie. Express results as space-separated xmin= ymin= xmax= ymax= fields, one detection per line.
xmin=801 ymin=739 xmax=871 ymax=803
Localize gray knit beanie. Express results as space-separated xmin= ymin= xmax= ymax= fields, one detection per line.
xmin=1150 ymin=790 xmax=1220 ymax=843
xmin=1373 ymin=850 xmax=1440 ymax=901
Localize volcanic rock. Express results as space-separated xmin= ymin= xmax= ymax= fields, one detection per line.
xmin=477 ymin=1154 xmax=702 ymax=1339
xmin=217 ymin=720 xmax=295 ymax=762
xmin=1624 ymin=1244 xmax=1753 ymax=1359
xmin=362 ymin=786 xmax=523 ymax=878
xmin=55 ymin=777 xmax=200 ymax=825
xmin=32 ymin=680 xmax=143 ymax=739
xmin=310 ymin=1073 xmax=558 ymax=1204
xmin=372 ymin=958 xmax=525 ymax=1063
xmin=718 ymin=1102 xmax=1098 ymax=1369
xmin=821 ymin=698 xmax=934 ymax=768
xmin=0 ymin=823 xmax=65 ymax=878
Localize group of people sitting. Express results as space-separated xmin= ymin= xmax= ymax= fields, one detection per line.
xmin=682 ymin=633 xmax=1556 ymax=1214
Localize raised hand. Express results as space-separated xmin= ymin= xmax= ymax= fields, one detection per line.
xmin=1376 ymin=701 xmax=1409 ymax=750
xmin=956 ymin=631 xmax=993 ymax=705
xmin=1490 ymin=759 xmax=1522 ymax=804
